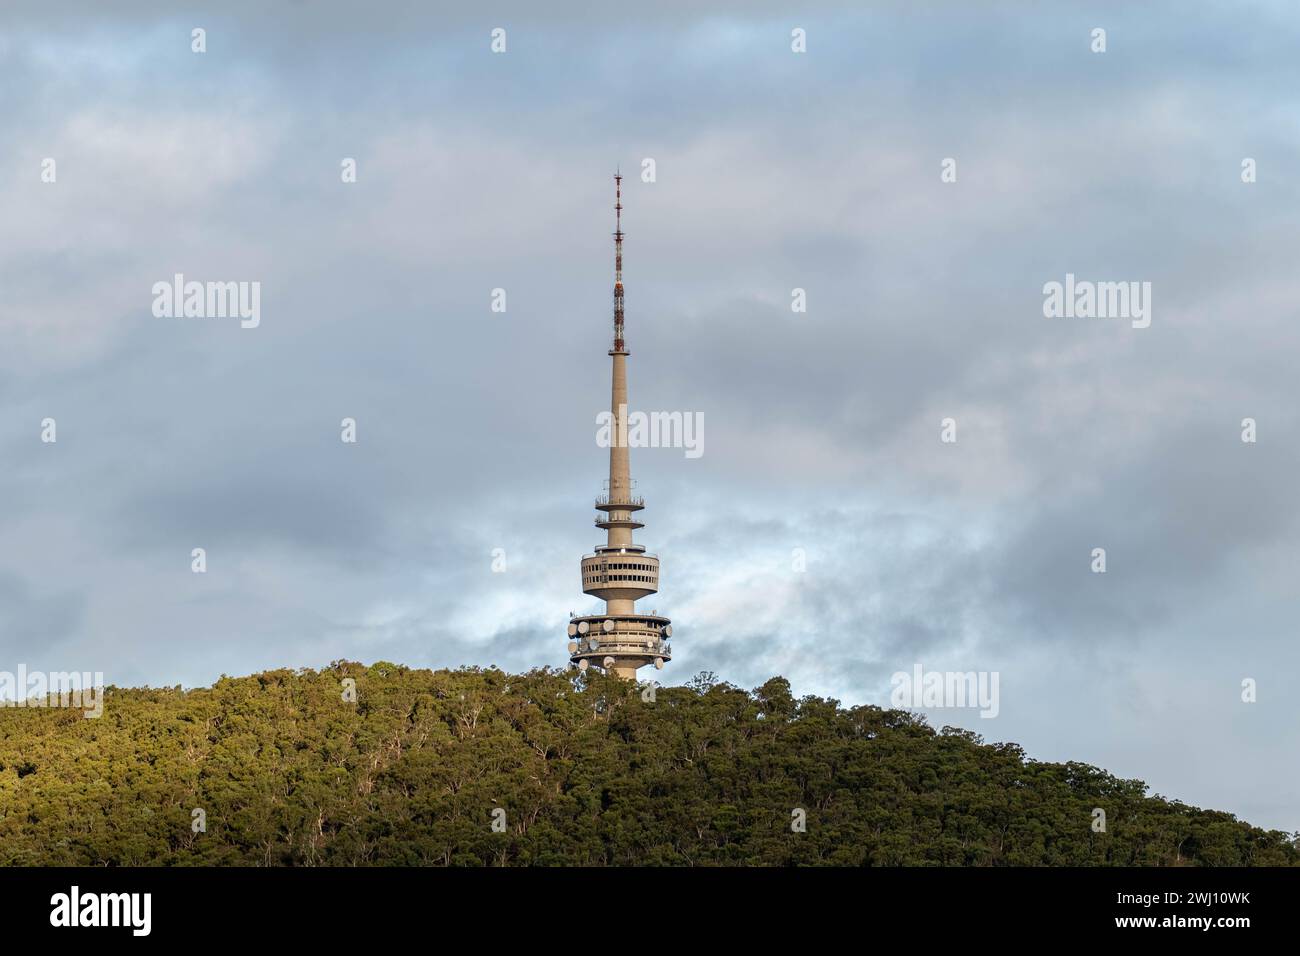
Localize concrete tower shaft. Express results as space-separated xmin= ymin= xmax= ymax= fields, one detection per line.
xmin=568 ymin=173 xmax=672 ymax=681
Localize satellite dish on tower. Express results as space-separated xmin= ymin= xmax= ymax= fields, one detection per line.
xmin=602 ymin=619 xmax=614 ymax=633
xmin=663 ymin=625 xmax=672 ymax=638
xmin=578 ymin=659 xmax=589 ymax=672
xmin=603 ymin=656 xmax=616 ymax=668
xmin=567 ymin=641 xmax=578 ymax=654
xmin=577 ymin=621 xmax=589 ymax=635
xmin=567 ymin=623 xmax=578 ymax=637
xmin=654 ymin=658 xmax=664 ymax=670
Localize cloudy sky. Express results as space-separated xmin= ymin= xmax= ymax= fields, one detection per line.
xmin=3 ymin=0 xmax=1298 ymax=831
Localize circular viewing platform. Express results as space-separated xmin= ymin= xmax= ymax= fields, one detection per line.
xmin=582 ymin=552 xmax=659 ymax=599
xmin=596 ymin=513 xmax=644 ymax=530
xmin=595 ymin=494 xmax=644 ymax=512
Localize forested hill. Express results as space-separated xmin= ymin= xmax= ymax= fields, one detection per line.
xmin=0 ymin=662 xmax=1294 ymax=866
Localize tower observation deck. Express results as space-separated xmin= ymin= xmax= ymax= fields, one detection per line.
xmin=567 ymin=173 xmax=672 ymax=680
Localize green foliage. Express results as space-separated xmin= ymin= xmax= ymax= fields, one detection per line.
xmin=0 ymin=663 xmax=1294 ymax=866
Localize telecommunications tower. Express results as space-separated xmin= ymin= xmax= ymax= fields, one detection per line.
xmin=566 ymin=173 xmax=672 ymax=679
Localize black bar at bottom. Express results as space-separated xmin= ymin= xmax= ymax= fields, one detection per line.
xmin=0 ymin=865 xmax=1290 ymax=941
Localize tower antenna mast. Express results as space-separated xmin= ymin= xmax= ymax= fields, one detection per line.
xmin=613 ymin=170 xmax=625 ymax=353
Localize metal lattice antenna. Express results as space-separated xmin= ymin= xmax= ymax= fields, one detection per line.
xmin=613 ymin=171 xmax=625 ymax=353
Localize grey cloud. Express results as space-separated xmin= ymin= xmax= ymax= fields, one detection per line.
xmin=2 ymin=2 xmax=1298 ymax=830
